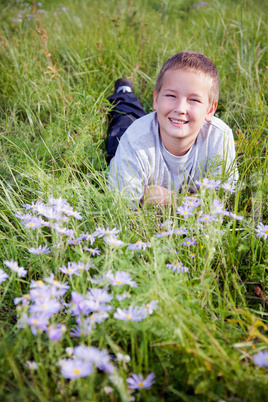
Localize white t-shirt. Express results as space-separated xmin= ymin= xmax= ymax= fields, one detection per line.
xmin=108 ymin=111 xmax=238 ymax=202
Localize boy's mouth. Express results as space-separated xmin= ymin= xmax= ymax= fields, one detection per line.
xmin=169 ymin=117 xmax=188 ymax=124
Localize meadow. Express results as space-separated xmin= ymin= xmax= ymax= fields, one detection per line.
xmin=0 ymin=0 xmax=267 ymax=400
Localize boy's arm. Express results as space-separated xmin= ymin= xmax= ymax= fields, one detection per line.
xmin=108 ymin=136 xmax=176 ymax=208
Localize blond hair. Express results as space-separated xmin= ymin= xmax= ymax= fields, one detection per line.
xmin=155 ymin=51 xmax=219 ymax=106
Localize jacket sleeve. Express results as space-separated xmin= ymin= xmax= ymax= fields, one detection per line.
xmin=108 ymin=134 xmax=148 ymax=204
xmin=206 ymin=123 xmax=239 ymax=183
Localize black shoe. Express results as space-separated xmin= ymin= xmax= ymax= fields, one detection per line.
xmin=114 ymin=78 xmax=133 ymax=93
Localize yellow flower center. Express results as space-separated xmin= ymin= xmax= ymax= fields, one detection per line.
xmin=126 ymin=315 xmax=131 ymax=319
xmin=116 ymin=280 xmax=121 ymax=284
xmin=138 ymin=382 xmax=144 ymax=387
xmin=265 ymin=230 xmax=268 ymax=234
xmin=186 ymin=242 xmax=191 ymax=245
xmin=73 ymin=369 xmax=81 ymax=374
xmin=183 ymin=211 xmax=188 ymax=215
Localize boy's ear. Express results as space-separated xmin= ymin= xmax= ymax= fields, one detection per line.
xmin=153 ymin=90 xmax=158 ymax=111
xmin=205 ymin=101 xmax=217 ymax=121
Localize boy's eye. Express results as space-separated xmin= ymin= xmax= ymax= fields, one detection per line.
xmin=166 ymin=94 xmax=175 ymax=98
xmin=190 ymin=99 xmax=201 ymax=103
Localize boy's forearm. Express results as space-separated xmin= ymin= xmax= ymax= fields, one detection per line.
xmin=140 ymin=185 xmax=177 ymax=207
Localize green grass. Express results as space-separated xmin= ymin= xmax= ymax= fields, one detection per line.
xmin=0 ymin=0 xmax=267 ymax=400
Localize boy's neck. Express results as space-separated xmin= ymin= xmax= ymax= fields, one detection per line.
xmin=159 ymin=131 xmax=199 ymax=156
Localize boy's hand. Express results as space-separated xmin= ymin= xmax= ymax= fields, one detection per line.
xmin=141 ymin=185 xmax=177 ymax=207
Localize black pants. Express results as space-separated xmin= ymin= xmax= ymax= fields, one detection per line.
xmin=106 ymin=91 xmax=146 ymax=162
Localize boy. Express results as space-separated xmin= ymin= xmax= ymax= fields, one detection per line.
xmin=108 ymin=51 xmax=238 ymax=207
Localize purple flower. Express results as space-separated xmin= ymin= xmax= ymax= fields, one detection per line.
xmin=166 ymin=262 xmax=189 ymax=273
xmin=220 ymin=182 xmax=236 ymax=193
xmin=14 ymin=294 xmax=31 ymax=306
xmin=23 ymin=216 xmax=43 ymax=229
xmin=253 ymin=350 xmax=268 ymax=367
xmin=25 ymin=361 xmax=39 ymax=370
xmin=143 ymin=300 xmax=159 ymax=316
xmin=180 ymin=237 xmax=197 ymax=246
xmin=80 ymin=232 xmax=96 ymax=244
xmin=76 ymin=261 xmax=93 ymax=271
xmin=86 ymin=311 xmax=109 ymax=325
xmin=27 ymin=313 xmax=49 ymax=335
xmin=114 ymin=304 xmax=145 ymax=321
xmin=59 ymin=262 xmax=80 ymax=277
xmin=48 ymin=196 xmax=69 ymax=208
xmin=195 ymin=178 xmax=221 ymax=190
xmin=59 ymin=359 xmax=93 ymax=379
xmin=36 ymin=205 xmax=62 ymax=221
xmin=70 ymin=321 xmax=92 ymax=337
xmin=61 ymin=206 xmax=82 ymax=220
xmin=176 ymin=206 xmax=194 ymax=218
xmin=70 ymin=291 xmax=85 ymax=315
xmin=116 ymin=293 xmax=131 ymax=301
xmin=87 ymin=288 xmax=113 ymax=304
xmin=104 ymin=236 xmax=124 ymax=247
xmin=173 ymin=228 xmax=188 ymax=235
xmin=183 ymin=196 xmax=201 ymax=208
xmin=127 ymin=240 xmax=151 ymax=250
xmin=28 ymin=245 xmax=51 ymax=255
xmin=224 ymin=211 xmax=243 ymax=220
xmin=73 ymin=346 xmax=114 ymax=373
xmin=197 ymin=214 xmax=215 ymax=223
xmin=93 ymin=227 xmax=120 ymax=238
xmin=23 ymin=200 xmax=44 ymax=211
xmin=29 ymin=295 xmax=62 ymax=316
xmin=0 ymin=269 xmax=9 ymax=284
xmin=154 ymin=231 xmax=172 ymax=238
xmin=3 ymin=260 xmax=27 ymax=277
xmin=126 ymin=372 xmax=155 ymax=390
xmin=210 ymin=199 xmax=225 ymax=215
xmin=84 ymin=247 xmax=101 ymax=256
xmin=53 ymin=224 xmax=74 ymax=237
xmin=160 ymin=220 xmax=173 ymax=228
xmin=104 ymin=270 xmax=137 ymax=287
xmin=67 ymin=237 xmax=83 ymax=245
xmin=43 ymin=273 xmax=69 ymax=294
xmin=255 ymin=223 xmax=268 ymax=239
xmin=30 ymin=279 xmax=46 ymax=289
xmin=47 ymin=324 xmax=66 ymax=341
xmin=193 ymin=2 xmax=207 ymax=8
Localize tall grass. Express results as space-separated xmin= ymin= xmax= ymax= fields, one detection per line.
xmin=0 ymin=0 xmax=267 ymax=400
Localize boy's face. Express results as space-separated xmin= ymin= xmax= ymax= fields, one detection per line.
xmin=153 ymin=68 xmax=217 ymax=156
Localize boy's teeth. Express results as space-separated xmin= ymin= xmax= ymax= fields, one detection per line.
xmin=170 ymin=118 xmax=186 ymax=123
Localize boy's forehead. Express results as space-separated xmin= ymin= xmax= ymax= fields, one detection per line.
xmin=162 ymin=68 xmax=212 ymax=92
xmin=163 ymin=67 xmax=208 ymax=82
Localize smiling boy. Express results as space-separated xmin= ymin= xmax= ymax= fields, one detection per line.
xmin=108 ymin=51 xmax=238 ymax=206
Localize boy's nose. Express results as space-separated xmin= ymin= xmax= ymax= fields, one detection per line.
xmin=173 ymin=99 xmax=186 ymax=114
